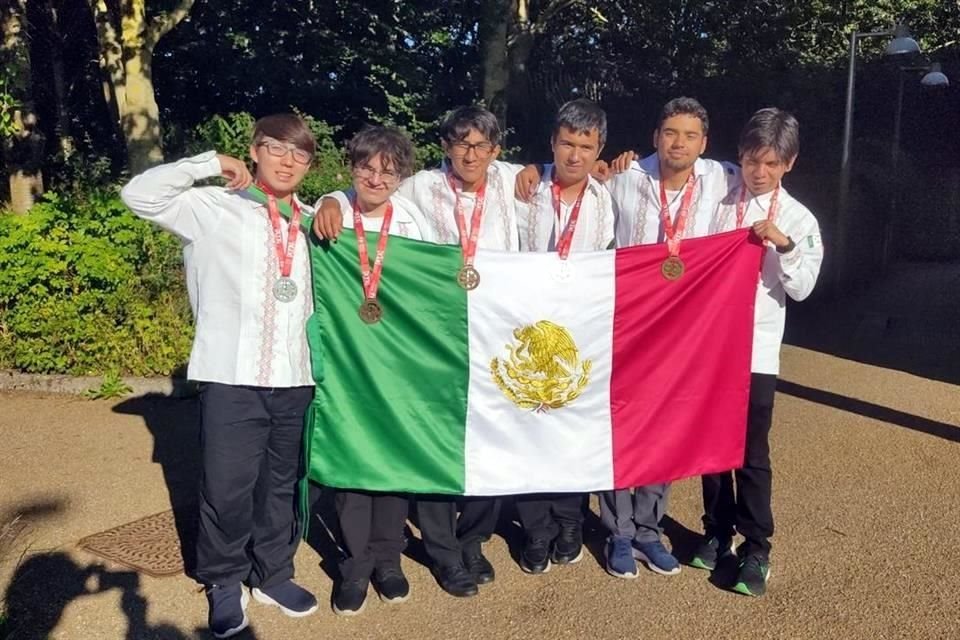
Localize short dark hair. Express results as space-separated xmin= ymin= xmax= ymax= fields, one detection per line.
xmin=738 ymin=108 xmax=800 ymax=163
xmin=346 ymin=125 xmax=416 ymax=180
xmin=553 ymin=98 xmax=607 ymax=146
xmin=253 ymin=114 xmax=316 ymax=156
xmin=658 ymin=97 xmax=709 ymax=135
xmin=439 ymin=106 xmax=502 ymax=146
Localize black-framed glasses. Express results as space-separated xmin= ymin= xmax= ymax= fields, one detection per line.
xmin=258 ymin=139 xmax=313 ymax=165
xmin=448 ymin=141 xmax=496 ymax=158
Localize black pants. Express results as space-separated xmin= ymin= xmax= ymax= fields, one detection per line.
xmin=335 ymin=490 xmax=409 ymax=581
xmin=195 ymin=383 xmax=313 ymax=588
xmin=416 ymin=497 xmax=501 ymax=568
xmin=701 ymin=373 xmax=776 ymax=558
xmin=515 ymin=493 xmax=585 ymax=541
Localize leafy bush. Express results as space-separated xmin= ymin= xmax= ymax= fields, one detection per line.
xmin=0 ymin=190 xmax=193 ymax=376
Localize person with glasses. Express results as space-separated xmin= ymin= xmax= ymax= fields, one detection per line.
xmin=312 ymin=106 xmax=524 ymax=599
xmin=317 ymin=126 xmax=433 ymax=616
xmin=121 ymin=113 xmax=319 ymax=639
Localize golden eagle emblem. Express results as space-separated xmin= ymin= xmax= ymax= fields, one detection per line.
xmin=490 ymin=320 xmax=592 ymax=412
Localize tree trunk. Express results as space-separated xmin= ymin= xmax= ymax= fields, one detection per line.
xmin=480 ymin=0 xmax=511 ymax=132
xmin=47 ymin=0 xmax=75 ymax=158
xmin=2 ymin=0 xmax=44 ymax=213
xmin=121 ymin=49 xmax=164 ymax=174
xmin=88 ymin=0 xmax=195 ymax=174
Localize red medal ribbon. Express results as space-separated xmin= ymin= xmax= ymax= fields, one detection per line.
xmin=550 ymin=168 xmax=588 ymax=259
xmin=658 ymin=172 xmax=696 ymax=257
xmin=353 ymin=199 xmax=394 ymax=301
xmin=735 ymin=183 xmax=780 ymax=229
xmin=257 ymin=182 xmax=302 ymax=279
xmin=448 ymin=173 xmax=487 ymax=268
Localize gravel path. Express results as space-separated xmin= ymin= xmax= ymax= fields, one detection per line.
xmin=1 ymin=344 xmax=958 ymax=640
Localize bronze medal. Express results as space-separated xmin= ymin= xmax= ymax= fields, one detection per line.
xmin=456 ymin=265 xmax=481 ymax=290
xmin=661 ymin=256 xmax=685 ymax=281
xmin=358 ymin=299 xmax=383 ymax=324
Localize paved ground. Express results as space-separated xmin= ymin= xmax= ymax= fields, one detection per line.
xmin=2 ymin=261 xmax=960 ymax=640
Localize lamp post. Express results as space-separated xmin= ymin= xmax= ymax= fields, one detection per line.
xmin=883 ymin=62 xmax=950 ymax=267
xmin=835 ymin=23 xmax=920 ymax=291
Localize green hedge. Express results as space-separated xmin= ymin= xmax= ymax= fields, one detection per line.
xmin=0 ymin=190 xmax=193 ymax=376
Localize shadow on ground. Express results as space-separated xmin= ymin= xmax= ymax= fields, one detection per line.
xmin=0 ymin=551 xmax=263 ymax=640
xmin=786 ymin=260 xmax=960 ymax=385
xmin=777 ymin=380 xmax=960 ymax=443
xmin=112 ymin=393 xmax=201 ymax=578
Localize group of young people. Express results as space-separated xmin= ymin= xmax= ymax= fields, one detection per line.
xmin=121 ymin=96 xmax=823 ymax=638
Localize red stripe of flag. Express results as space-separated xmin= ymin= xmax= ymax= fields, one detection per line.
xmin=610 ymin=229 xmax=763 ymax=488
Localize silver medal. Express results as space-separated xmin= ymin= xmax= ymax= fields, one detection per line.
xmin=273 ymin=277 xmax=298 ymax=303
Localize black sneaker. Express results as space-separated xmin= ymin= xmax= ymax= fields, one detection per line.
xmin=433 ymin=563 xmax=479 ymax=598
xmin=374 ymin=565 xmax=410 ymax=603
xmin=689 ymin=535 xmax=734 ymax=571
xmin=732 ymin=553 xmax=771 ymax=597
xmin=552 ymin=523 xmax=584 ymax=565
xmin=463 ymin=547 xmax=495 ymax=585
xmin=520 ymin=537 xmax=551 ymax=574
xmin=332 ymin=579 xmax=368 ymax=616
xmin=251 ymin=580 xmax=318 ymax=617
xmin=205 ymin=584 xmax=248 ymax=639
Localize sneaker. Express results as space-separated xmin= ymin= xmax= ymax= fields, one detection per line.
xmin=632 ymin=540 xmax=681 ymax=576
xmin=251 ymin=580 xmax=318 ymax=618
xmin=463 ymin=547 xmax=495 ymax=585
xmin=332 ymin=579 xmax=368 ymax=616
xmin=605 ymin=536 xmax=638 ymax=579
xmin=552 ymin=523 xmax=584 ymax=565
xmin=433 ymin=563 xmax=479 ymax=598
xmin=374 ymin=566 xmax=410 ymax=603
xmin=520 ymin=537 xmax=551 ymax=574
xmin=732 ymin=554 xmax=771 ymax=597
xmin=689 ymin=535 xmax=735 ymax=571
xmin=205 ymin=584 xmax=249 ymax=639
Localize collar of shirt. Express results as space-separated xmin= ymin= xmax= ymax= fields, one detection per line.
xmin=237 ymin=189 xmax=316 ymax=218
xmin=536 ymin=163 xmax=605 ymax=200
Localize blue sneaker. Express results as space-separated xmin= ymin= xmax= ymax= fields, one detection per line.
xmin=605 ymin=536 xmax=638 ymax=579
xmin=205 ymin=584 xmax=248 ymax=639
xmin=632 ymin=540 xmax=681 ymax=576
xmin=251 ymin=580 xmax=318 ymax=617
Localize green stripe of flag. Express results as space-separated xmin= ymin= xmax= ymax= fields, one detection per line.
xmin=305 ymin=232 xmax=471 ymax=493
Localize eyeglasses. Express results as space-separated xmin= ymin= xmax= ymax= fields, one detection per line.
xmin=258 ymin=139 xmax=313 ymax=165
xmin=352 ymin=164 xmax=400 ymax=185
xmin=447 ymin=141 xmax=496 ymax=159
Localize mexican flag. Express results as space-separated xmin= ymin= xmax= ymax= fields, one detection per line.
xmin=304 ymin=230 xmax=762 ymax=495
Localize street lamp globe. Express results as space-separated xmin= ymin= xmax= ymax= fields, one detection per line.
xmin=885 ymin=24 xmax=921 ymax=56
xmin=921 ymin=62 xmax=949 ymax=87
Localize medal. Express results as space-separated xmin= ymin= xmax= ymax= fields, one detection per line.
xmin=449 ymin=174 xmax=486 ymax=291
xmin=358 ymin=299 xmax=384 ymax=324
xmin=550 ymin=168 xmax=587 ymax=278
xmin=260 ymin=183 xmax=303 ymax=303
xmin=354 ymin=199 xmax=394 ymax=325
xmin=273 ymin=277 xmax=298 ymax=302
xmin=658 ymin=173 xmax=696 ymax=281
xmin=661 ymin=256 xmax=685 ymax=281
xmin=456 ymin=265 xmax=481 ymax=290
